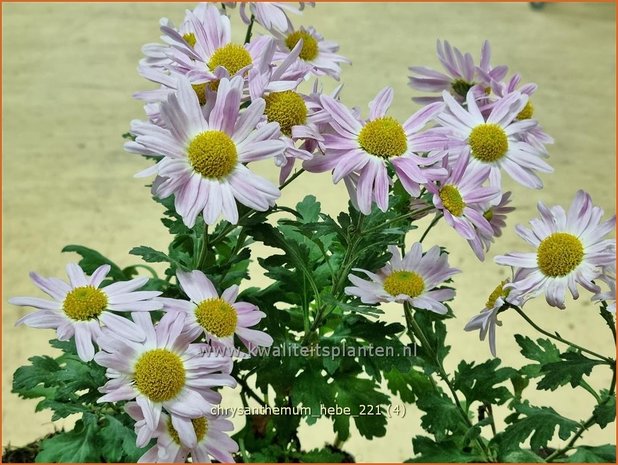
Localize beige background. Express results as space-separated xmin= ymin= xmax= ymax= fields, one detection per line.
xmin=2 ymin=2 xmax=616 ymax=462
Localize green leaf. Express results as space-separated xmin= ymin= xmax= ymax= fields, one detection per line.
xmin=453 ymin=358 xmax=517 ymax=406
xmin=515 ymin=335 xmax=560 ymax=378
xmin=300 ymin=447 xmax=346 ymax=463
xmin=502 ymin=401 xmax=579 ymax=452
xmin=296 ymin=195 xmax=321 ymax=223
xmin=567 ymin=444 xmax=616 ymax=462
xmin=36 ymin=415 xmax=101 ymax=463
xmin=537 ymin=351 xmax=604 ymax=391
xmin=592 ymin=390 xmax=616 ymax=429
xmin=100 ymin=414 xmax=149 ymax=462
xmin=62 ymin=244 xmax=126 ymax=281
xmin=130 ymin=245 xmax=172 ymax=264
xmin=500 ymin=450 xmax=546 ymax=462
xmin=410 ymin=436 xmax=484 ymax=463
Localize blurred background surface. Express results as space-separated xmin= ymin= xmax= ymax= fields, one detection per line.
xmin=2 ymin=2 xmax=616 ymax=462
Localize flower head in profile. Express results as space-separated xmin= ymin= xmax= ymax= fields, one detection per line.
xmin=464 ymin=278 xmax=522 ymax=356
xmin=9 ymin=264 xmax=161 ymax=361
xmin=496 ymin=190 xmax=616 ymax=309
xmin=126 ymin=76 xmax=285 ymax=226
xmin=237 ymin=2 xmax=315 ymax=33
xmin=305 ymin=87 xmax=446 ymax=214
xmin=345 ymin=243 xmax=459 ymax=315
xmin=409 ymin=39 xmax=508 ymax=104
xmin=426 ymin=151 xmax=500 ymax=242
xmin=95 ymin=312 xmax=235 ymax=447
xmin=160 ymin=270 xmax=273 ymax=354
xmin=592 ymin=264 xmax=616 ymax=314
xmin=435 ymin=90 xmax=553 ymax=189
xmin=273 ymin=25 xmax=350 ymax=80
xmin=126 ymin=402 xmax=238 ymax=463
xmin=467 ymin=191 xmax=515 ymax=261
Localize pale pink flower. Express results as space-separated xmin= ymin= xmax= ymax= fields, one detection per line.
xmin=467 ymin=191 xmax=515 ymax=261
xmin=10 ymin=264 xmax=161 ymax=361
xmin=160 ymin=270 xmax=273 ymax=354
xmin=496 ymin=190 xmax=616 ymax=309
xmin=125 ymin=76 xmax=285 ymax=227
xmin=345 ymin=243 xmax=459 ymax=315
xmin=95 ymin=312 xmax=235 ymax=447
xmin=126 ymin=402 xmax=238 ymax=463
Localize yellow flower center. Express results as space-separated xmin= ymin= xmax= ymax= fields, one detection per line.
xmin=167 ymin=417 xmax=208 ymax=445
xmin=264 ymin=91 xmax=308 ymax=137
xmin=192 ymin=83 xmax=207 ymax=106
xmin=485 ymin=280 xmax=510 ymax=309
xmin=208 ymin=43 xmax=253 ymax=76
xmin=451 ymin=79 xmax=475 ymax=98
xmin=187 ymin=130 xmax=237 ymax=179
xmin=383 ymin=270 xmax=425 ymax=298
xmin=195 ymin=298 xmax=238 ymax=338
xmin=469 ymin=123 xmax=509 ymax=163
xmin=516 ymin=100 xmax=534 ymax=120
xmin=183 ymin=33 xmax=197 ymax=48
xmin=285 ymin=30 xmax=319 ymax=61
xmin=62 ymin=286 xmax=108 ymax=321
xmin=439 ymin=185 xmax=465 ymax=217
xmin=133 ymin=349 xmax=186 ymax=402
xmin=358 ymin=117 xmax=408 ymax=158
xmin=537 ymin=232 xmax=584 ymax=277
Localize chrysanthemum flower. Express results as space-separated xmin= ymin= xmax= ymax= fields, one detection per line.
xmin=160 ymin=4 xmax=269 ymax=87
xmin=126 ymin=402 xmax=238 ymax=463
xmin=495 ymin=190 xmax=616 ymax=309
xmin=305 ymin=87 xmax=447 ymax=214
xmin=160 ymin=270 xmax=273 ymax=353
xmin=490 ymin=73 xmax=554 ymax=155
xmin=237 ymin=2 xmax=314 ymax=33
xmin=592 ymin=264 xmax=616 ymax=314
xmin=464 ymin=279 xmax=522 ymax=356
xmin=426 ymin=151 xmax=500 ymax=241
xmin=125 ymin=76 xmax=285 ymax=226
xmin=435 ymin=90 xmax=553 ymax=189
xmin=10 ymin=264 xmax=161 ymax=361
xmin=273 ymin=25 xmax=350 ymax=80
xmin=95 ymin=312 xmax=235 ymax=447
xmin=467 ymin=191 xmax=515 ymax=261
xmin=345 ymin=243 xmax=459 ymax=314
xmin=409 ymin=39 xmax=508 ymax=104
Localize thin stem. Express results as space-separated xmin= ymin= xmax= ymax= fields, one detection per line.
xmin=404 ymin=303 xmax=492 ymax=460
xmin=196 ymin=225 xmax=209 ymax=270
xmin=546 ymin=368 xmax=616 ymax=462
xmin=237 ymin=376 xmax=268 ymax=408
xmin=127 ymin=264 xmax=159 ymax=279
xmin=279 ymin=168 xmax=305 ymax=190
xmin=419 ymin=213 xmax=443 ymax=243
xmin=599 ymin=301 xmax=616 ymax=343
xmin=244 ymin=14 xmax=255 ymax=44
xmin=510 ymin=304 xmax=613 ymax=364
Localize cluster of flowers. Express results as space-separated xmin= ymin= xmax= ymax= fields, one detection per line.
xmin=11 ymin=264 xmax=273 ymax=461
xmin=10 ymin=2 xmax=616 ymax=462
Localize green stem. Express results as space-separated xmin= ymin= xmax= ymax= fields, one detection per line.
xmin=419 ymin=213 xmax=443 ymax=243
xmin=196 ymin=225 xmax=209 ymax=270
xmin=244 ymin=14 xmax=255 ymax=44
xmin=127 ymin=264 xmax=159 ymax=279
xmin=546 ymin=368 xmax=616 ymax=462
xmin=579 ymin=379 xmax=602 ymax=403
xmin=510 ymin=304 xmax=613 ymax=364
xmin=279 ymin=168 xmax=305 ymax=190
xmin=237 ymin=376 xmax=268 ymax=408
xmin=599 ymin=301 xmax=616 ymax=343
xmin=404 ymin=303 xmax=492 ymax=461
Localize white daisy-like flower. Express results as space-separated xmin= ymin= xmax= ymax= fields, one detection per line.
xmin=273 ymin=25 xmax=350 ymax=80
xmin=9 ymin=263 xmax=161 ymax=361
xmin=95 ymin=311 xmax=235 ymax=448
xmin=237 ymin=2 xmax=315 ymax=33
xmin=160 ymin=270 xmax=273 ymax=354
xmin=125 ymin=76 xmax=285 ymax=227
xmin=345 ymin=243 xmax=459 ymax=315
xmin=464 ymin=278 xmax=522 ymax=356
xmin=495 ymin=190 xmax=616 ymax=309
xmin=434 ymin=90 xmax=553 ymax=189
xmin=126 ymin=402 xmax=238 ymax=463
xmin=467 ymin=191 xmax=515 ymax=261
